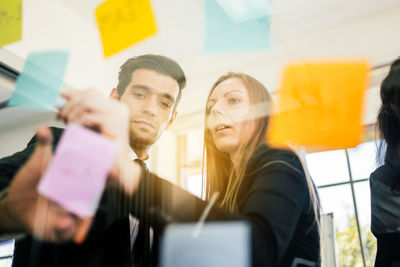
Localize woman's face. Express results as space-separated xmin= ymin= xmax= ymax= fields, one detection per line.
xmin=206 ymin=78 xmax=255 ymax=155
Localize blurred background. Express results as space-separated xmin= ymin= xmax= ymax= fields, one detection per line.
xmin=1 ymin=0 xmax=400 ymax=266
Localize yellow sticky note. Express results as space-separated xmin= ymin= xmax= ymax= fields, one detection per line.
xmin=267 ymin=61 xmax=370 ymax=150
xmin=0 ymin=0 xmax=22 ymax=47
xmin=95 ymin=0 xmax=157 ymax=58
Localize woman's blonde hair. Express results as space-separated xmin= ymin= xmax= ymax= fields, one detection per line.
xmin=203 ymin=72 xmax=271 ymax=212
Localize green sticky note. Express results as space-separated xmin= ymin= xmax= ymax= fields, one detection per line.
xmin=9 ymin=51 xmax=69 ymax=110
xmin=205 ymin=0 xmax=271 ymax=52
xmin=0 ymin=0 xmax=22 ymax=47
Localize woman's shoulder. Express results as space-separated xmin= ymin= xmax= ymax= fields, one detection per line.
xmin=247 ymin=144 xmax=303 ymax=174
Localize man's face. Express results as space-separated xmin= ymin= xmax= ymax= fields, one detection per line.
xmin=118 ymin=69 xmax=180 ymax=147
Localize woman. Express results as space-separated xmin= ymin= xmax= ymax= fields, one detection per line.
xmin=61 ymin=72 xmax=321 ymax=266
xmin=370 ymin=58 xmax=400 ymax=266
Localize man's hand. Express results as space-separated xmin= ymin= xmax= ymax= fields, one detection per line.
xmin=59 ymin=89 xmax=142 ymax=195
xmin=0 ymin=127 xmax=89 ymax=242
xmin=59 ymin=88 xmax=130 ymax=144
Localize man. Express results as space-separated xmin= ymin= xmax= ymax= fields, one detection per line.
xmin=0 ymin=54 xmax=186 ymax=267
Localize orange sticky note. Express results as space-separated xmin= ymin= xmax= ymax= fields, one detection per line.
xmin=267 ymin=61 xmax=370 ymax=150
xmin=95 ymin=0 xmax=157 ymax=57
xmin=0 ymin=0 xmax=22 ymax=47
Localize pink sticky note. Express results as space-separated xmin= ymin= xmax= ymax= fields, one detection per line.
xmin=38 ymin=124 xmax=118 ymax=217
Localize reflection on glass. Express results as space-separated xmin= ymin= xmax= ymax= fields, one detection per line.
xmin=0 ymin=239 xmax=14 ymax=267
xmin=354 ymin=181 xmax=377 ymax=266
xmin=306 ymin=149 xmax=349 ymax=186
xmin=318 ymin=185 xmax=363 ymax=266
xmin=348 ymin=141 xmax=378 ymax=180
xmin=0 ymin=240 xmax=13 ymax=258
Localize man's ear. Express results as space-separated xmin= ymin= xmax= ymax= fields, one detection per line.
xmin=165 ymin=111 xmax=178 ymax=130
xmin=110 ymin=88 xmax=119 ymax=100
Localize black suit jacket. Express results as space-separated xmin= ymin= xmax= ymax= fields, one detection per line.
xmin=128 ymin=144 xmax=321 ymax=266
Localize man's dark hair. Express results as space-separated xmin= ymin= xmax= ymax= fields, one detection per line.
xmin=116 ymin=54 xmax=186 ymax=112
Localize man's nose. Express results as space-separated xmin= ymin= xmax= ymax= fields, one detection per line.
xmin=142 ymin=95 xmax=157 ymax=116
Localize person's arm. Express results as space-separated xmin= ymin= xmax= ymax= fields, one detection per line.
xmin=127 ymin=150 xmax=313 ymax=266
xmin=0 ymin=128 xmax=82 ymax=242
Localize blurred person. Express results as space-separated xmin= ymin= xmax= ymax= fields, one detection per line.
xmin=0 ymin=54 xmax=186 ymax=267
xmin=370 ymin=58 xmax=400 ymax=267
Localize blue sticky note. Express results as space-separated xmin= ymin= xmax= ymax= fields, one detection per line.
xmin=160 ymin=222 xmax=251 ymax=267
xmin=205 ymin=0 xmax=270 ymax=52
xmin=216 ymin=0 xmax=272 ymax=23
xmin=9 ymin=51 xmax=69 ymax=110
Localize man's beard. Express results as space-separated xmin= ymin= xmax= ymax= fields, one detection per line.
xmin=129 ymin=127 xmax=158 ymax=148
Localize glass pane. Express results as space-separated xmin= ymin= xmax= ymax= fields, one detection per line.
xmin=186 ymin=174 xmax=202 ymax=198
xmin=0 ymin=240 xmax=13 ymax=257
xmin=0 ymin=258 xmax=13 ymax=267
xmin=0 ymin=239 xmax=13 ymax=267
xmin=354 ymin=181 xmax=377 ymax=266
xmin=186 ymin=129 xmax=203 ymax=163
xmin=318 ymin=184 xmax=363 ymax=266
xmin=306 ymin=149 xmax=350 ymax=186
xmin=348 ymin=140 xmax=378 ymax=180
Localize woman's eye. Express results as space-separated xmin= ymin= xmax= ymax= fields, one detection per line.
xmin=229 ymin=98 xmax=241 ymax=104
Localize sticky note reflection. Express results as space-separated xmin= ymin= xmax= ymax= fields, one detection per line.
xmin=0 ymin=0 xmax=22 ymax=47
xmin=8 ymin=51 xmax=69 ymax=110
xmin=205 ymin=0 xmax=270 ymax=52
xmin=38 ymin=124 xmax=118 ymax=218
xmin=267 ymin=61 xmax=370 ymax=149
xmin=96 ymin=0 xmax=157 ymax=58
xmin=216 ymin=0 xmax=272 ymax=23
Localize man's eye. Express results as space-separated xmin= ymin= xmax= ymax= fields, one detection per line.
xmin=134 ymin=93 xmax=145 ymax=99
xmin=160 ymin=101 xmax=171 ymax=109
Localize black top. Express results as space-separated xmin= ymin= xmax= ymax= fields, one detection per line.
xmin=130 ymin=143 xmax=321 ymax=266
xmin=370 ymin=161 xmax=400 ymax=266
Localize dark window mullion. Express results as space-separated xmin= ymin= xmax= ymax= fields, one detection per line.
xmin=345 ymin=149 xmax=367 ymax=267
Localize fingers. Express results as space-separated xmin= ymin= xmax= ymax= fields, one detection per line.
xmin=74 ymin=217 xmax=93 ymax=244
xmin=18 ymin=127 xmax=53 ymax=184
xmin=32 ymin=197 xmax=81 ymax=243
xmin=59 ymin=89 xmax=106 ymax=124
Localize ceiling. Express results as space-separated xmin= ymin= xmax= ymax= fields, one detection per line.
xmin=1 ymin=0 xmax=400 ymax=120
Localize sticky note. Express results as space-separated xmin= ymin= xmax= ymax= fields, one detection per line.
xmin=267 ymin=61 xmax=370 ymax=149
xmin=38 ymin=124 xmax=118 ymax=218
xmin=8 ymin=51 xmax=69 ymax=110
xmin=0 ymin=0 xmax=22 ymax=47
xmin=160 ymin=222 xmax=250 ymax=267
xmin=216 ymin=0 xmax=272 ymax=23
xmin=96 ymin=0 xmax=157 ymax=58
xmin=205 ymin=0 xmax=270 ymax=52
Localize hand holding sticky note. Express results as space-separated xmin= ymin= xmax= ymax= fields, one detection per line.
xmin=38 ymin=124 xmax=118 ymax=218
xmin=96 ymin=0 xmax=157 ymax=57
xmin=267 ymin=61 xmax=370 ymax=149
